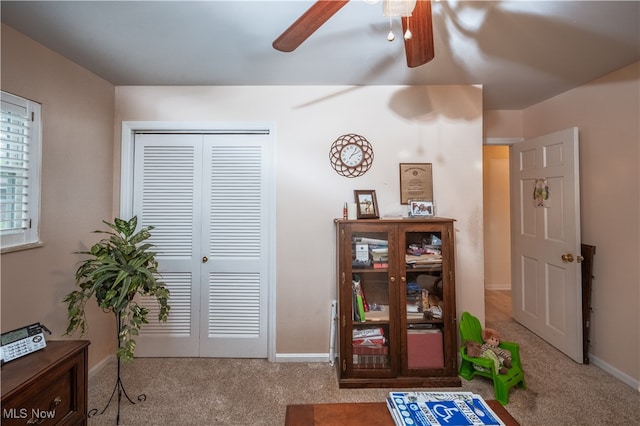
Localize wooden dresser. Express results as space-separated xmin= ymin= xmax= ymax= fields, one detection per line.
xmin=1 ymin=340 xmax=90 ymax=425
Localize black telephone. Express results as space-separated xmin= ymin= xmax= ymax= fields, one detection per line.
xmin=1 ymin=323 xmax=52 ymax=364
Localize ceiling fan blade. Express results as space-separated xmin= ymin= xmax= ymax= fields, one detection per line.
xmin=273 ymin=0 xmax=350 ymax=52
xmin=402 ymin=0 xmax=435 ymax=67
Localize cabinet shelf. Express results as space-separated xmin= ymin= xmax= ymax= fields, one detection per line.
xmin=407 ymin=318 xmax=444 ymax=325
xmin=336 ymin=218 xmax=460 ymax=388
xmin=351 ymin=267 xmax=388 ymax=273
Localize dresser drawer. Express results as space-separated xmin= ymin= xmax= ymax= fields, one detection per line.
xmin=2 ymin=341 xmax=89 ymax=426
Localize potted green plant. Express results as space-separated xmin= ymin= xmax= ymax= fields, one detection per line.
xmin=63 ymin=216 xmax=170 ymax=361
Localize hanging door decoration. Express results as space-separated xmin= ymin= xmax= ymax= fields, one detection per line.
xmin=533 ymin=178 xmax=550 ymax=207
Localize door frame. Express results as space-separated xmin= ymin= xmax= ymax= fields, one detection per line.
xmin=120 ymin=121 xmax=277 ymax=361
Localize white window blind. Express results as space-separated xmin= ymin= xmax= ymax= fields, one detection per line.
xmin=1 ymin=91 xmax=41 ymax=251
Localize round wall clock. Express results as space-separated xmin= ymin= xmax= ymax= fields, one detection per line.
xmin=329 ymin=133 xmax=374 ymax=178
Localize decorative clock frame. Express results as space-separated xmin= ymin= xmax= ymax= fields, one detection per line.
xmin=329 ymin=133 xmax=374 ymax=178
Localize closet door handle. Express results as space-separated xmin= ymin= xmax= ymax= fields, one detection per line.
xmin=202 ymin=256 xmax=208 ymax=263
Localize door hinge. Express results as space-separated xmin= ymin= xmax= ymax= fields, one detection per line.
xmin=31 ymin=111 xmax=35 ymax=121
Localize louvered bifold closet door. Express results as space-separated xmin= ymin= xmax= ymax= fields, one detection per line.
xmin=132 ymin=134 xmax=203 ymax=357
xmin=199 ymin=135 xmax=268 ymax=358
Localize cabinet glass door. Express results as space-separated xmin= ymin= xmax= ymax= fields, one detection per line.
xmin=403 ymin=228 xmax=446 ymax=372
xmin=347 ymin=228 xmax=395 ymax=376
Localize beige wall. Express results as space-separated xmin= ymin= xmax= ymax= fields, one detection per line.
xmin=114 ymin=85 xmax=486 ymax=355
xmin=485 ymin=62 xmax=640 ymax=388
xmin=484 ymin=110 xmax=523 ymax=139
xmin=523 ymin=62 xmax=640 ymax=386
xmin=482 ymin=146 xmax=511 ymax=290
xmin=0 ymin=24 xmax=117 ymax=368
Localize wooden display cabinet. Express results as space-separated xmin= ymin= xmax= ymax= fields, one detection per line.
xmin=335 ymin=218 xmax=461 ymax=388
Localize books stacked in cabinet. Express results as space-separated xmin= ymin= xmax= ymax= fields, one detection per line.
xmin=352 ymin=327 xmax=389 ymax=369
xmin=386 ymin=391 xmax=506 ymax=426
xmin=335 ymin=218 xmax=460 ymax=388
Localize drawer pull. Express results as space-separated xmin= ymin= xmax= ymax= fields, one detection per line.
xmin=26 ymin=416 xmax=43 ymax=425
xmin=26 ymin=397 xmax=62 ymax=424
xmin=51 ymin=396 xmax=62 ymax=408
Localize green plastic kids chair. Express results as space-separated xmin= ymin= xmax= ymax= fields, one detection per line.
xmin=458 ymin=312 xmax=526 ymax=405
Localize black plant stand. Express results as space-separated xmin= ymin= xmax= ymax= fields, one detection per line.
xmin=88 ymin=313 xmax=146 ymax=425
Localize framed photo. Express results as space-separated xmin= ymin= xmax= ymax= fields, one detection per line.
xmin=399 ymin=163 xmax=433 ymax=205
xmin=409 ymin=200 xmax=434 ymax=217
xmin=354 ymin=190 xmax=379 ymax=219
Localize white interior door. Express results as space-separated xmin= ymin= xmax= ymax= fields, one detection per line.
xmin=129 ymin=131 xmax=272 ymax=358
xmin=510 ymin=127 xmax=583 ymax=363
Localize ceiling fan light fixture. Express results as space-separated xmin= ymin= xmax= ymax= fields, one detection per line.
xmin=387 ymin=17 xmax=395 ymax=42
xmin=387 ymin=30 xmax=395 ymax=42
xmin=383 ymin=0 xmax=417 ymax=17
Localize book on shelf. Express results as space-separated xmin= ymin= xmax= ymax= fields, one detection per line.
xmin=365 ymin=305 xmax=389 ymax=321
xmin=407 ymin=329 xmax=444 ymax=369
xmin=386 ymin=391 xmax=506 ymax=426
xmin=352 ymin=336 xmax=386 ymax=346
xmin=353 ymin=326 xmax=386 ymax=346
xmin=354 ymin=237 xmax=389 ymax=246
xmin=353 ymin=327 xmax=385 ymax=339
xmin=406 ymin=254 xmax=442 ymax=265
xmin=370 ymin=249 xmax=388 ymax=259
xmin=370 ymin=245 xmax=388 ymax=269
xmin=353 ymin=354 xmax=389 ymax=369
xmin=352 ymin=279 xmax=366 ymax=322
xmin=406 ymin=303 xmax=420 ymax=313
xmin=352 ymin=344 xmax=389 ymax=355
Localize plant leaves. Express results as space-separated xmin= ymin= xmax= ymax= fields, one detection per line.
xmin=63 ymin=216 xmax=171 ymax=361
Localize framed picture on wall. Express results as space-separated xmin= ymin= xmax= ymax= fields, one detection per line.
xmin=399 ymin=163 xmax=433 ymax=205
xmin=354 ymin=190 xmax=379 ymax=219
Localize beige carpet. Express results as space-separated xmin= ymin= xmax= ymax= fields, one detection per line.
xmin=87 ymin=319 xmax=640 ymax=425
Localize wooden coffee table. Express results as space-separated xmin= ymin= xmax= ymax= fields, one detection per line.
xmin=285 ymin=400 xmax=519 ymax=426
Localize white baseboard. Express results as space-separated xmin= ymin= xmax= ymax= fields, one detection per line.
xmin=589 ymin=354 xmax=640 ymax=392
xmin=485 ymin=284 xmax=512 ymax=291
xmin=89 ymin=354 xmax=115 ymax=380
xmin=274 ymin=353 xmax=332 ymax=363
xmin=89 ymin=353 xmax=331 ymax=376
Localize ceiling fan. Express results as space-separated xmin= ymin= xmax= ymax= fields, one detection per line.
xmin=272 ymin=0 xmax=435 ymax=68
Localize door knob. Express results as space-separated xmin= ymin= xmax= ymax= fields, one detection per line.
xmin=561 ymin=253 xmax=574 ymax=263
xmin=202 ymin=256 xmax=208 ymax=263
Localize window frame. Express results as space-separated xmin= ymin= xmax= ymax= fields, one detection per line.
xmin=1 ymin=91 xmax=42 ymax=252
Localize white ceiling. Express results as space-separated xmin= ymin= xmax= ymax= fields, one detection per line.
xmin=2 ymin=0 xmax=639 ymax=110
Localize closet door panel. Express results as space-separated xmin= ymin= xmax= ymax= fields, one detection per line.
xmin=133 ymin=134 xmax=203 ymax=357
xmin=199 ymin=135 xmax=268 ymax=358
